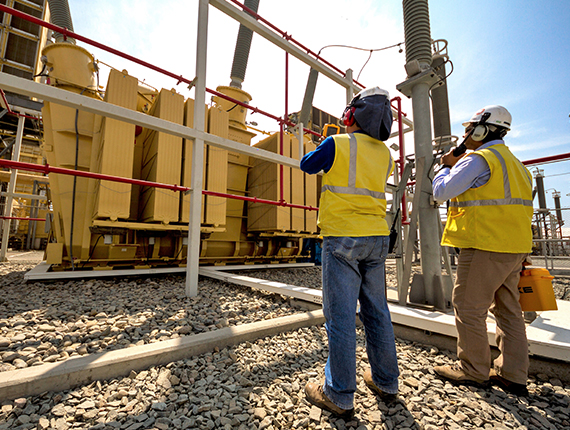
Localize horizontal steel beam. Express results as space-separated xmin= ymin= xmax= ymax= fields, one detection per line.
xmin=0 ymin=191 xmax=46 ymax=200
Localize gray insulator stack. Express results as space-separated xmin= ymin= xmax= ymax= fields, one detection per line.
xmin=536 ymin=173 xmax=547 ymax=211
xmin=47 ymin=0 xmax=76 ymax=44
xmin=230 ymin=0 xmax=260 ymax=89
xmin=402 ymin=0 xmax=432 ymax=68
xmin=554 ymin=194 xmax=563 ymax=224
xmin=431 ymin=55 xmax=451 ymax=146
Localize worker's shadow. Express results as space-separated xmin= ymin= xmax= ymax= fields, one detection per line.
xmin=481 ymin=383 xmax=570 ymax=428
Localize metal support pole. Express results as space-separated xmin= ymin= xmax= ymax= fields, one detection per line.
xmin=411 ymin=81 xmax=443 ymax=307
xmin=345 ymin=69 xmax=355 ymax=104
xmin=185 ymin=0 xmax=208 ymax=297
xmin=296 ymin=122 xmax=304 ymax=158
xmin=26 ymin=180 xmax=38 ymax=250
xmin=0 ymin=114 xmax=25 ymax=261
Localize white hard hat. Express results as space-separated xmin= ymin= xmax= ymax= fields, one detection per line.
xmin=353 ymin=86 xmax=390 ymax=101
xmin=462 ymin=105 xmax=512 ymax=130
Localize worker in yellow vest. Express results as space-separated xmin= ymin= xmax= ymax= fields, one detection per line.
xmin=301 ymin=87 xmax=399 ymax=418
xmin=432 ymin=105 xmax=533 ymax=396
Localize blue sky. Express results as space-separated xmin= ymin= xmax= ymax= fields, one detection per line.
xmin=69 ymin=0 xmax=570 ymax=230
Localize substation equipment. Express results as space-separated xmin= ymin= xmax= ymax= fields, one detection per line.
xmin=0 ymin=0 xmax=568 ymax=312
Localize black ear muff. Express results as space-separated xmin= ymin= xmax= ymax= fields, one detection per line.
xmin=471 ymin=124 xmax=488 ymax=141
xmin=341 ymin=105 xmax=356 ymax=127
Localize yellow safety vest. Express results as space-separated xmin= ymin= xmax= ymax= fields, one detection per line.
xmin=318 ymin=133 xmax=394 ymax=237
xmin=441 ymin=143 xmax=533 ymax=253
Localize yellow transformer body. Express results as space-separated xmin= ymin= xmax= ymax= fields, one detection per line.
xmin=37 ymin=44 xmax=322 ymax=269
xmin=139 ymin=88 xmax=184 ymax=223
xmin=91 ymin=69 xmax=138 ymax=221
xmin=247 ymin=133 xmax=292 ymax=232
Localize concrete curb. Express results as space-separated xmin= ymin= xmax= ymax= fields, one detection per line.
xmin=0 ymin=310 xmax=325 ymax=401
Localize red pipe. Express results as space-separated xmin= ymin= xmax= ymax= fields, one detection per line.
xmin=0 ymin=159 xmax=319 ymax=211
xmin=228 ymin=0 xmax=365 ymax=89
xmin=203 ymin=190 xmax=318 ymax=211
xmin=522 ymin=152 xmax=570 ymax=166
xmin=0 ymin=216 xmax=46 ymax=221
xmin=0 ymin=4 xmax=320 ymax=138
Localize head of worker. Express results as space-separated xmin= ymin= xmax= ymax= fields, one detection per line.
xmin=462 ymin=105 xmax=512 ymax=150
xmin=341 ymin=86 xmax=393 ymax=140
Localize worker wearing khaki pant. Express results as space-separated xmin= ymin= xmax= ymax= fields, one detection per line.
xmin=454 ymin=248 xmax=529 ymax=384
xmin=432 ymin=105 xmax=533 ymax=397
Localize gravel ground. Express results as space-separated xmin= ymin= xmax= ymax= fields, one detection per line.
xmin=1 ymin=261 xmax=570 ymax=430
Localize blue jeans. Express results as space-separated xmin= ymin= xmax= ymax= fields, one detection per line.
xmin=321 ymin=236 xmax=399 ymax=410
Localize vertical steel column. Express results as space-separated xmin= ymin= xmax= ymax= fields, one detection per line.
xmin=411 ymin=81 xmax=442 ymax=303
xmin=185 ymin=0 xmax=209 ymax=297
xmin=0 ymin=114 xmax=25 ymax=261
xmin=396 ymin=0 xmax=449 ymax=309
xmin=345 ymin=69 xmax=355 ymax=104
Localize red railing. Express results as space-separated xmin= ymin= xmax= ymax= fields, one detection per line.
xmin=522 ymin=152 xmax=570 ymax=166
xmin=0 ymin=216 xmax=46 ymax=221
xmin=0 ymin=159 xmax=319 ymax=211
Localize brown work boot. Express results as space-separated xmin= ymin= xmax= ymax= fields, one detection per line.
xmin=304 ymin=382 xmax=354 ymax=420
xmin=433 ymin=363 xmax=489 ymax=388
xmin=489 ymin=369 xmax=529 ymax=396
xmin=363 ymin=369 xmax=398 ymax=403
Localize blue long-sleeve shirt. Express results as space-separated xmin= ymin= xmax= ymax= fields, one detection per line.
xmin=432 ymin=140 xmax=502 ymax=202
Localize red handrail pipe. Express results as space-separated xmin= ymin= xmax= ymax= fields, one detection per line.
xmin=0 ymin=216 xmax=46 ymax=221
xmin=522 ymin=152 xmax=570 ymax=166
xmin=0 ymin=159 xmax=319 ymax=211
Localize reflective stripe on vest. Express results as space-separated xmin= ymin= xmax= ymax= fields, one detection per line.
xmin=320 ymin=134 xmax=392 ymax=200
xmin=449 ymin=147 xmax=532 ymax=208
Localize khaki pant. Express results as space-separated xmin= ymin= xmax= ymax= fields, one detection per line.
xmin=454 ymin=248 xmax=529 ymax=384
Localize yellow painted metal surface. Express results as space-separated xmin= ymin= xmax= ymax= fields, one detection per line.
xmin=213 ymin=86 xmax=252 ymax=130
xmin=45 ymin=242 xmax=63 ymax=265
xmin=41 ymin=82 xmax=100 ymax=261
xmin=42 ymin=43 xmax=98 ymax=92
xmin=248 ymin=133 xmax=291 ymax=232
xmin=91 ymin=69 xmax=138 ymax=221
xmin=139 ymin=88 xmax=184 ymax=223
xmin=204 ymin=106 xmax=229 ymax=227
